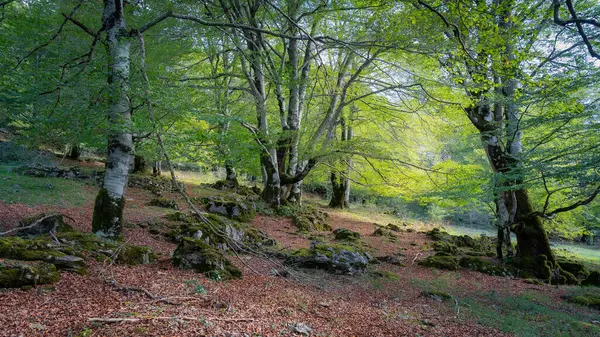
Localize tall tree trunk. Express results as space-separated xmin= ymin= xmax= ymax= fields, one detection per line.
xmin=92 ymin=0 xmax=132 ymax=238
xmin=67 ymin=143 xmax=81 ymax=160
xmin=132 ymin=154 xmax=147 ymax=174
xmin=152 ymin=161 xmax=161 ymax=176
xmin=329 ymin=171 xmax=347 ymax=208
xmin=225 ymin=162 xmax=238 ymax=185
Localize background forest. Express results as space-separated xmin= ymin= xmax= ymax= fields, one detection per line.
xmin=2 ymin=1 xmax=600 ymax=336
xmin=2 ymin=0 xmax=599 ymax=243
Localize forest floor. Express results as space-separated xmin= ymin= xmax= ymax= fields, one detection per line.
xmin=0 ymin=162 xmax=599 ymax=337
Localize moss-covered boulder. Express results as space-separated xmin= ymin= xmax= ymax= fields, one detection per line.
xmin=285 ymin=242 xmax=370 ymax=275
xmin=0 ymin=259 xmax=60 ymax=288
xmin=419 ymin=255 xmax=459 ymax=271
xmin=172 ymin=238 xmax=241 ymax=280
xmin=117 ymin=245 xmax=155 ymax=265
xmin=373 ymin=227 xmax=396 ymax=239
xmin=459 ymin=256 xmax=512 ymax=276
xmin=128 ymin=174 xmax=182 ymax=194
xmin=16 ymin=213 xmax=73 ymax=237
xmin=164 ymin=214 xmax=274 ymax=252
xmin=206 ymin=199 xmax=256 ymax=222
xmin=582 ymin=270 xmax=600 ymax=287
xmin=165 ymin=211 xmax=192 ymax=222
xmin=433 ymin=241 xmax=458 ymax=255
xmin=333 ymin=228 xmax=361 ymax=241
xmin=292 ymin=208 xmax=331 ymax=232
xmin=509 ymin=255 xmax=578 ymax=285
xmin=0 ymin=231 xmax=154 ymax=271
xmin=426 ymin=228 xmax=454 ymax=243
xmin=147 ymin=197 xmax=178 ymax=210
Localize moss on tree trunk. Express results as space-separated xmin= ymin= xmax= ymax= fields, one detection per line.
xmin=513 ymin=189 xmax=555 ymax=264
xmin=329 ymin=172 xmax=346 ymax=209
xmin=92 ymin=188 xmax=125 ymax=239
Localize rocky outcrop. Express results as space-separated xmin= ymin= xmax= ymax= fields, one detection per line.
xmin=285 ymin=242 xmax=371 ymax=275
xmin=206 ymin=199 xmax=256 ymax=222
xmin=172 ymin=238 xmax=241 ymax=280
xmin=292 ymin=208 xmax=331 ymax=232
xmin=333 ymin=228 xmax=361 ymax=241
xmin=0 ymin=259 xmax=60 ymax=288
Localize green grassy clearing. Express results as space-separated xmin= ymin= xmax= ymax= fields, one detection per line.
xmin=0 ymin=165 xmax=96 ymax=207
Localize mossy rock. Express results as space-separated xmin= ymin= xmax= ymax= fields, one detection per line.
xmin=421 ymin=290 xmax=452 ymax=301
xmin=117 ymin=245 xmax=156 ymax=265
xmin=206 ymin=199 xmax=256 ymax=222
xmin=17 ymin=213 xmax=74 ymax=237
xmin=128 ymin=174 xmax=181 ymax=193
xmin=426 ymin=228 xmax=453 ymax=243
xmin=172 ymin=238 xmax=241 ymax=280
xmin=433 ymin=241 xmax=458 ymax=255
xmin=164 ymin=214 xmax=273 ymax=251
xmin=285 ymin=242 xmax=370 ymax=275
xmin=165 ymin=212 xmax=192 ymax=223
xmin=292 ymin=208 xmax=331 ymax=232
xmin=0 ymin=236 xmax=67 ymax=261
xmin=0 ymin=231 xmax=154 ymax=269
xmin=419 ymin=255 xmax=458 ymax=271
xmin=582 ymin=270 xmax=600 ymax=287
xmin=566 ymin=295 xmax=600 ymax=310
xmin=373 ymin=227 xmax=396 ymax=239
xmin=147 ymin=197 xmax=178 ymax=210
xmin=459 ymin=256 xmax=512 ymax=276
xmin=333 ymin=228 xmax=361 ymax=241
xmin=0 ymin=259 xmax=60 ymax=288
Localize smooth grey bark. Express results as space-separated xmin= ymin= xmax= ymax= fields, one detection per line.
xmin=92 ymin=0 xmax=133 ymax=238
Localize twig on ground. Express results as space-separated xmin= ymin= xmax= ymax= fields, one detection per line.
xmin=454 ymin=298 xmax=460 ymax=318
xmin=411 ymin=253 xmax=421 ymax=266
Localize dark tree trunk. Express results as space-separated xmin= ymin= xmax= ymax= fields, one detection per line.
xmin=67 ymin=144 xmax=81 ymax=160
xmin=225 ymin=162 xmax=238 ymax=185
xmin=132 ymin=155 xmax=147 ymax=174
xmin=329 ymin=172 xmax=347 ymax=209
xmin=152 ymin=161 xmax=161 ymax=176
xmin=260 ymin=155 xmax=281 ymax=206
xmin=513 ymin=189 xmax=555 ymax=264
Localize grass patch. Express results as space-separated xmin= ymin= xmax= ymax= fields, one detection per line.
xmin=462 ymin=290 xmax=600 ymax=337
xmin=554 ymin=245 xmax=600 ymax=271
xmin=0 ymin=165 xmax=96 ymax=207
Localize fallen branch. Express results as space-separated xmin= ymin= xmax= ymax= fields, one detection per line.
xmin=88 ymin=316 xmax=255 ymax=323
xmin=0 ymin=213 xmax=62 ymax=236
xmin=411 ymin=253 xmax=421 ymax=266
xmin=454 ymin=298 xmax=460 ymax=318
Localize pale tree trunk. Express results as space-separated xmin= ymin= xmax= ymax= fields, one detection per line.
xmin=92 ymin=0 xmax=132 ymax=238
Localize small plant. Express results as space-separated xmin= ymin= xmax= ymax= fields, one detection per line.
xmin=205 ymin=270 xmax=222 ymax=282
xmin=185 ymin=279 xmax=208 ymax=294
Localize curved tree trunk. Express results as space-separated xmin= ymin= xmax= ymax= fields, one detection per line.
xmin=92 ymin=0 xmax=132 ymax=238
